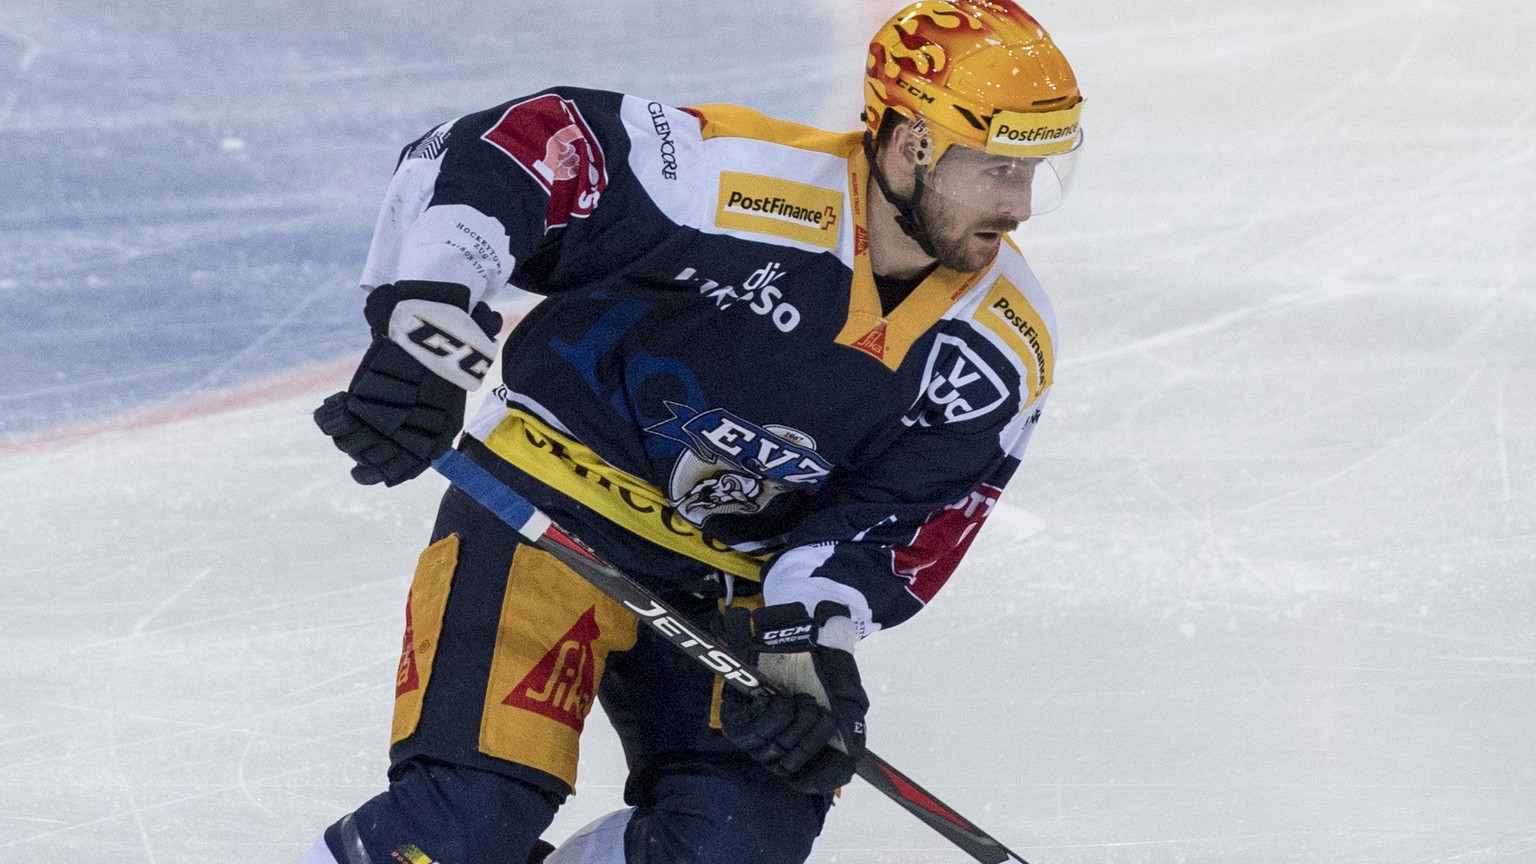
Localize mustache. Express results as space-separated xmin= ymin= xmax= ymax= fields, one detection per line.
xmin=974 ymin=220 xmax=1019 ymax=234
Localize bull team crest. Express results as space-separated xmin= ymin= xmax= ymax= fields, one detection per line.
xmin=645 ymin=402 xmax=832 ymax=526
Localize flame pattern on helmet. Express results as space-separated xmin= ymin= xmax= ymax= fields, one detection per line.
xmin=876 ymin=5 xmax=980 ymax=78
xmin=864 ymin=0 xmax=1080 ymax=154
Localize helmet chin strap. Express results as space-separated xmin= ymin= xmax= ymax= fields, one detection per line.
xmin=863 ymin=133 xmax=940 ymax=261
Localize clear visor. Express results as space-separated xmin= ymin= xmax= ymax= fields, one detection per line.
xmin=919 ymin=131 xmax=1083 ymax=221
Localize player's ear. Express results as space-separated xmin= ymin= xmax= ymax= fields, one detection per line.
xmin=876 ymin=118 xmax=920 ymax=198
xmin=894 ymin=121 xmax=923 ymax=167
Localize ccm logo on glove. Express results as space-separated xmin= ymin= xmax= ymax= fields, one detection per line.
xmin=389 ymin=299 xmax=499 ymax=391
xmin=761 ymin=625 xmax=814 ymax=646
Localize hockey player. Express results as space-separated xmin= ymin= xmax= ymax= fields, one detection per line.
xmin=304 ymin=1 xmax=1083 ymax=862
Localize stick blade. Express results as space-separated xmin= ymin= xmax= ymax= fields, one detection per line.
xmin=855 ymin=753 xmax=1030 ymax=864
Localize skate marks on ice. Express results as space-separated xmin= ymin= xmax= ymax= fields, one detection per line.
xmin=4 ymin=0 xmax=1536 ymax=861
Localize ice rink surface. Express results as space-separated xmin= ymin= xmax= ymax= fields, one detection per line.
xmin=2 ymin=0 xmax=1534 ymax=861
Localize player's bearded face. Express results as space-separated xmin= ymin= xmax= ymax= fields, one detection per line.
xmin=915 ymin=144 xmax=1037 ymax=272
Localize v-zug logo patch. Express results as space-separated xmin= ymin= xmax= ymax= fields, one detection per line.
xmin=646 ymin=402 xmax=832 ymax=526
xmin=902 ymin=334 xmax=1011 ymax=427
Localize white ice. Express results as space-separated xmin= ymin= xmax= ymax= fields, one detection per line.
xmin=2 ymin=1 xmax=1534 ymax=862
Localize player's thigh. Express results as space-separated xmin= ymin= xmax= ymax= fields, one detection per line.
xmin=389 ymin=485 xmax=638 ymax=796
xmin=600 ymin=595 xmax=830 ymax=864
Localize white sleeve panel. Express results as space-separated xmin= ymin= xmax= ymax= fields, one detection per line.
xmin=701 ymin=136 xmax=856 ymax=262
xmin=395 ymin=204 xmax=514 ymax=303
xmin=359 ymin=151 xmax=515 ymax=306
xmin=763 ymin=543 xmax=881 ymax=641
xmin=360 ymin=157 xmax=438 ymax=291
xmin=620 ymin=96 xmax=709 ymax=227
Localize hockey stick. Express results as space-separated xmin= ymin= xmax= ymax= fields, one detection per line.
xmin=431 ymin=449 xmax=1032 ymax=864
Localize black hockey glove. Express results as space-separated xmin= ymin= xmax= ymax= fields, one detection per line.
xmin=314 ymin=280 xmax=502 ymax=487
xmin=719 ymin=601 xmax=869 ymax=795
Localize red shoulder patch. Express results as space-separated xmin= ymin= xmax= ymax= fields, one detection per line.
xmin=892 ymin=485 xmax=1002 ymax=604
xmin=482 ymin=94 xmax=609 ymax=231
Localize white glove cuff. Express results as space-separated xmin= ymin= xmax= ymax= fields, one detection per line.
xmin=388 ymin=298 xmax=499 ymax=391
xmin=816 ymin=616 xmax=860 ymax=653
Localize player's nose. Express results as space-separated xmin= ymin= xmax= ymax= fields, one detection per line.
xmin=996 ymin=185 xmax=1033 ymax=222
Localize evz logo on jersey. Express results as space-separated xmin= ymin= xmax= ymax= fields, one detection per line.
xmin=482 ymin=94 xmax=608 ymax=232
xmin=646 ymin=402 xmax=832 ymax=526
xmin=901 ymin=334 xmax=1010 ymax=427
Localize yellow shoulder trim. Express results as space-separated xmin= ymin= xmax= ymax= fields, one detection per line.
xmin=974 ymin=276 xmax=1055 ymax=404
xmin=690 ymin=104 xmax=861 ymax=156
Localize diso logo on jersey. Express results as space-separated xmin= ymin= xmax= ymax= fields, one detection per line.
xmin=716 ymin=172 xmax=842 ymax=249
xmin=674 ymin=261 xmax=801 ymax=332
xmin=975 ymin=277 xmax=1053 ymax=403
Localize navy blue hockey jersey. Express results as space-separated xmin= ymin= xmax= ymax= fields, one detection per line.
xmin=360 ymin=88 xmax=1057 ymax=638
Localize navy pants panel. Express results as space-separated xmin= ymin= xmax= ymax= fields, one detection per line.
xmin=597 ymin=590 xmax=734 ymax=801
xmin=328 ymin=758 xmax=559 ymax=864
xmin=625 ymin=756 xmax=830 ymax=864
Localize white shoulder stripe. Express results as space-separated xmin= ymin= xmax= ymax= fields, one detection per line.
xmin=621 ymin=96 xmax=854 ymax=263
xmin=621 ymin=96 xmax=708 ymax=227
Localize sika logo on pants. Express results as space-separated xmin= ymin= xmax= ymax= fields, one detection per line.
xmin=502 ymin=607 xmax=602 ymax=731
xmin=478 ymin=545 xmax=637 ymax=787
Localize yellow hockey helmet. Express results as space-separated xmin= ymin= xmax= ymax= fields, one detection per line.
xmin=864 ymin=0 xmax=1083 ymax=167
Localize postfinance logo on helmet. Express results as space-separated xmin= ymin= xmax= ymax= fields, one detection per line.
xmin=864 ymin=0 xmax=1084 ymax=211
